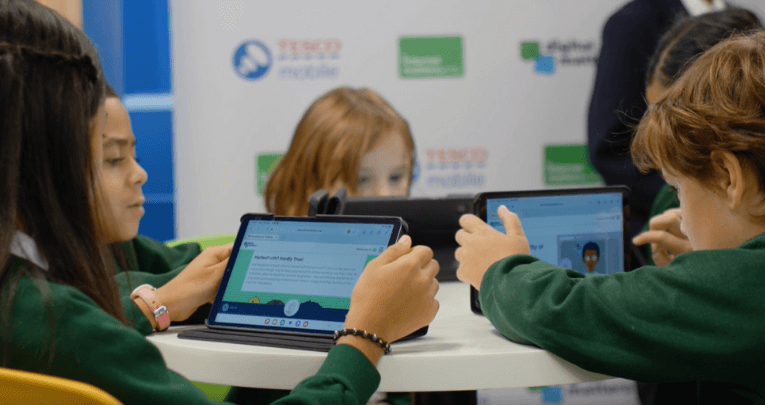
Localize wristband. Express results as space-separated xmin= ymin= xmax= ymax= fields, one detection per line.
xmin=130 ymin=284 xmax=170 ymax=331
xmin=334 ymin=328 xmax=391 ymax=354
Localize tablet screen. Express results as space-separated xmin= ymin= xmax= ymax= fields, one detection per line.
xmin=482 ymin=189 xmax=627 ymax=276
xmin=209 ymin=215 xmax=401 ymax=334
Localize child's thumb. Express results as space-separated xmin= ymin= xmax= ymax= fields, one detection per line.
xmin=498 ymin=206 xmax=526 ymax=237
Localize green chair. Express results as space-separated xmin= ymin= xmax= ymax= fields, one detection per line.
xmin=165 ymin=233 xmax=236 ymax=401
xmin=165 ymin=233 xmax=236 ymax=250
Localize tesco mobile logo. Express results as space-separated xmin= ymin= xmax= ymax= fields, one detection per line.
xmin=233 ymin=40 xmax=272 ymax=80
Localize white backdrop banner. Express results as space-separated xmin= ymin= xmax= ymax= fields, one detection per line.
xmin=170 ymin=0 xmax=764 ymax=241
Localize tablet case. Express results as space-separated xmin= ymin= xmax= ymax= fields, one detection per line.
xmin=328 ymin=191 xmax=472 ymax=281
xmin=179 ymin=212 xmax=427 ymax=352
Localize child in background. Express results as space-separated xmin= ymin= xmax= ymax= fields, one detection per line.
xmin=456 ymin=29 xmax=765 ymax=403
xmin=633 ymin=8 xmax=763 ymax=268
xmin=265 ymin=87 xmax=416 ymax=405
xmin=265 ymin=87 xmax=414 ymax=216
xmin=0 ymin=1 xmax=439 ymax=404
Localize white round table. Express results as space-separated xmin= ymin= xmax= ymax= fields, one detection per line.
xmin=146 ymin=281 xmax=611 ymax=391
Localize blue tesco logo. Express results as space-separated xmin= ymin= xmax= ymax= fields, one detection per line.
xmin=233 ymin=40 xmax=272 ymax=80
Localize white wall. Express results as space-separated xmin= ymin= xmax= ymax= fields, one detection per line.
xmin=170 ymin=0 xmax=764 ymax=241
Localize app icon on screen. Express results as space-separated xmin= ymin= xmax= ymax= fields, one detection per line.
xmin=284 ymin=299 xmax=300 ymax=317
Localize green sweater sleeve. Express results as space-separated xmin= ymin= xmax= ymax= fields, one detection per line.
xmin=115 ymin=236 xmax=206 ymax=328
xmin=272 ymin=345 xmax=381 ymax=405
xmin=5 ymin=277 xmax=380 ymax=405
xmin=114 ymin=235 xmax=201 ymax=295
xmin=479 ymin=237 xmax=765 ymax=392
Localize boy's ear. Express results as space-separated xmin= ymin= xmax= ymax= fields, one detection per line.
xmin=711 ymin=151 xmax=746 ymax=211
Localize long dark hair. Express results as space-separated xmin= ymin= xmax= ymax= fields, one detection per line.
xmin=646 ymin=8 xmax=763 ymax=88
xmin=0 ymin=0 xmax=127 ymax=338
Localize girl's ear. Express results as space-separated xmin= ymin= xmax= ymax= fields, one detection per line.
xmin=710 ymin=151 xmax=748 ymax=212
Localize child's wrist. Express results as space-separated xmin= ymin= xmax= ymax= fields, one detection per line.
xmin=337 ymin=335 xmax=385 ymax=367
xmin=132 ymin=296 xmax=159 ymax=330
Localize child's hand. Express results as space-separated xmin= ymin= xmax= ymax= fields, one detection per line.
xmin=341 ymin=235 xmax=439 ymax=363
xmin=633 ymin=208 xmax=691 ymax=267
xmin=154 ymin=243 xmax=234 ymax=322
xmin=455 ymin=206 xmax=530 ymax=291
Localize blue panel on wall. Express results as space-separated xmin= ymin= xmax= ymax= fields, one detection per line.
xmin=140 ymin=202 xmax=175 ymax=242
xmin=123 ymin=0 xmax=171 ymax=93
xmin=129 ymin=110 xmax=174 ymax=195
xmin=82 ymin=0 xmax=123 ymax=95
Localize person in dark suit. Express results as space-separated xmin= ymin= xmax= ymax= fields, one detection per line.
xmin=587 ymin=0 xmax=723 ymax=240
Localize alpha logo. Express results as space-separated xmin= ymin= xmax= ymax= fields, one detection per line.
xmin=520 ymin=39 xmax=598 ymax=75
xmin=233 ymin=40 xmax=272 ymax=80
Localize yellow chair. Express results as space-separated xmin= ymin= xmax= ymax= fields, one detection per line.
xmin=0 ymin=367 xmax=122 ymax=404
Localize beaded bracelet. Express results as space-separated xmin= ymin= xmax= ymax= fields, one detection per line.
xmin=333 ymin=328 xmax=391 ymax=354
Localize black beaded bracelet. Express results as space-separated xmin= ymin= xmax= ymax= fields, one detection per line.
xmin=333 ymin=328 xmax=391 ymax=354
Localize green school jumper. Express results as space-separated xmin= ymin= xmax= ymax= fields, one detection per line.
xmin=112 ymin=236 xmax=205 ymax=323
xmin=113 ymin=236 xmax=412 ymax=405
xmin=479 ymin=231 xmax=765 ymax=404
xmin=480 ymin=230 xmax=765 ymax=404
xmin=3 ymin=235 xmax=381 ymax=405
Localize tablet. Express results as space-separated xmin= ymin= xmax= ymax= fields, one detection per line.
xmin=470 ymin=186 xmax=630 ymax=314
xmin=179 ymin=213 xmax=426 ymax=351
xmin=338 ymin=195 xmax=473 ymax=281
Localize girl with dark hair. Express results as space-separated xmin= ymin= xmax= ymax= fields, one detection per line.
xmin=97 ymin=83 xmax=223 ymax=327
xmin=0 ymin=1 xmax=439 ymax=404
xmin=456 ymin=29 xmax=765 ymax=403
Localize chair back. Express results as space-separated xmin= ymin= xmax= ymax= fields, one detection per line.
xmin=165 ymin=233 xmax=236 ymax=250
xmin=0 ymin=367 xmax=122 ymax=404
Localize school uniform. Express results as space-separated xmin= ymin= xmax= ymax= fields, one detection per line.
xmin=113 ymin=236 xmax=205 ymax=325
xmin=2 ymin=232 xmax=381 ymax=405
xmin=478 ymin=231 xmax=765 ymax=404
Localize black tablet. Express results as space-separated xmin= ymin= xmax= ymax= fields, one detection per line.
xmin=339 ymin=196 xmax=473 ymax=281
xmin=470 ymin=187 xmax=630 ymax=314
xmin=180 ymin=213 xmax=427 ymax=351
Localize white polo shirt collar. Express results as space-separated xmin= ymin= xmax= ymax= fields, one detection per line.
xmin=680 ymin=0 xmax=726 ymax=17
xmin=10 ymin=231 xmax=49 ymax=270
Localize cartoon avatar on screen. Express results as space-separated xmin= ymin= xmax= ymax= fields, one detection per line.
xmin=582 ymin=241 xmax=600 ymax=273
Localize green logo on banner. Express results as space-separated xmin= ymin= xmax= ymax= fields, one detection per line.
xmin=399 ymin=36 xmax=464 ymax=78
xmin=256 ymin=153 xmax=283 ymax=195
xmin=520 ymin=41 xmax=540 ymax=60
xmin=544 ymin=144 xmax=603 ymax=186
